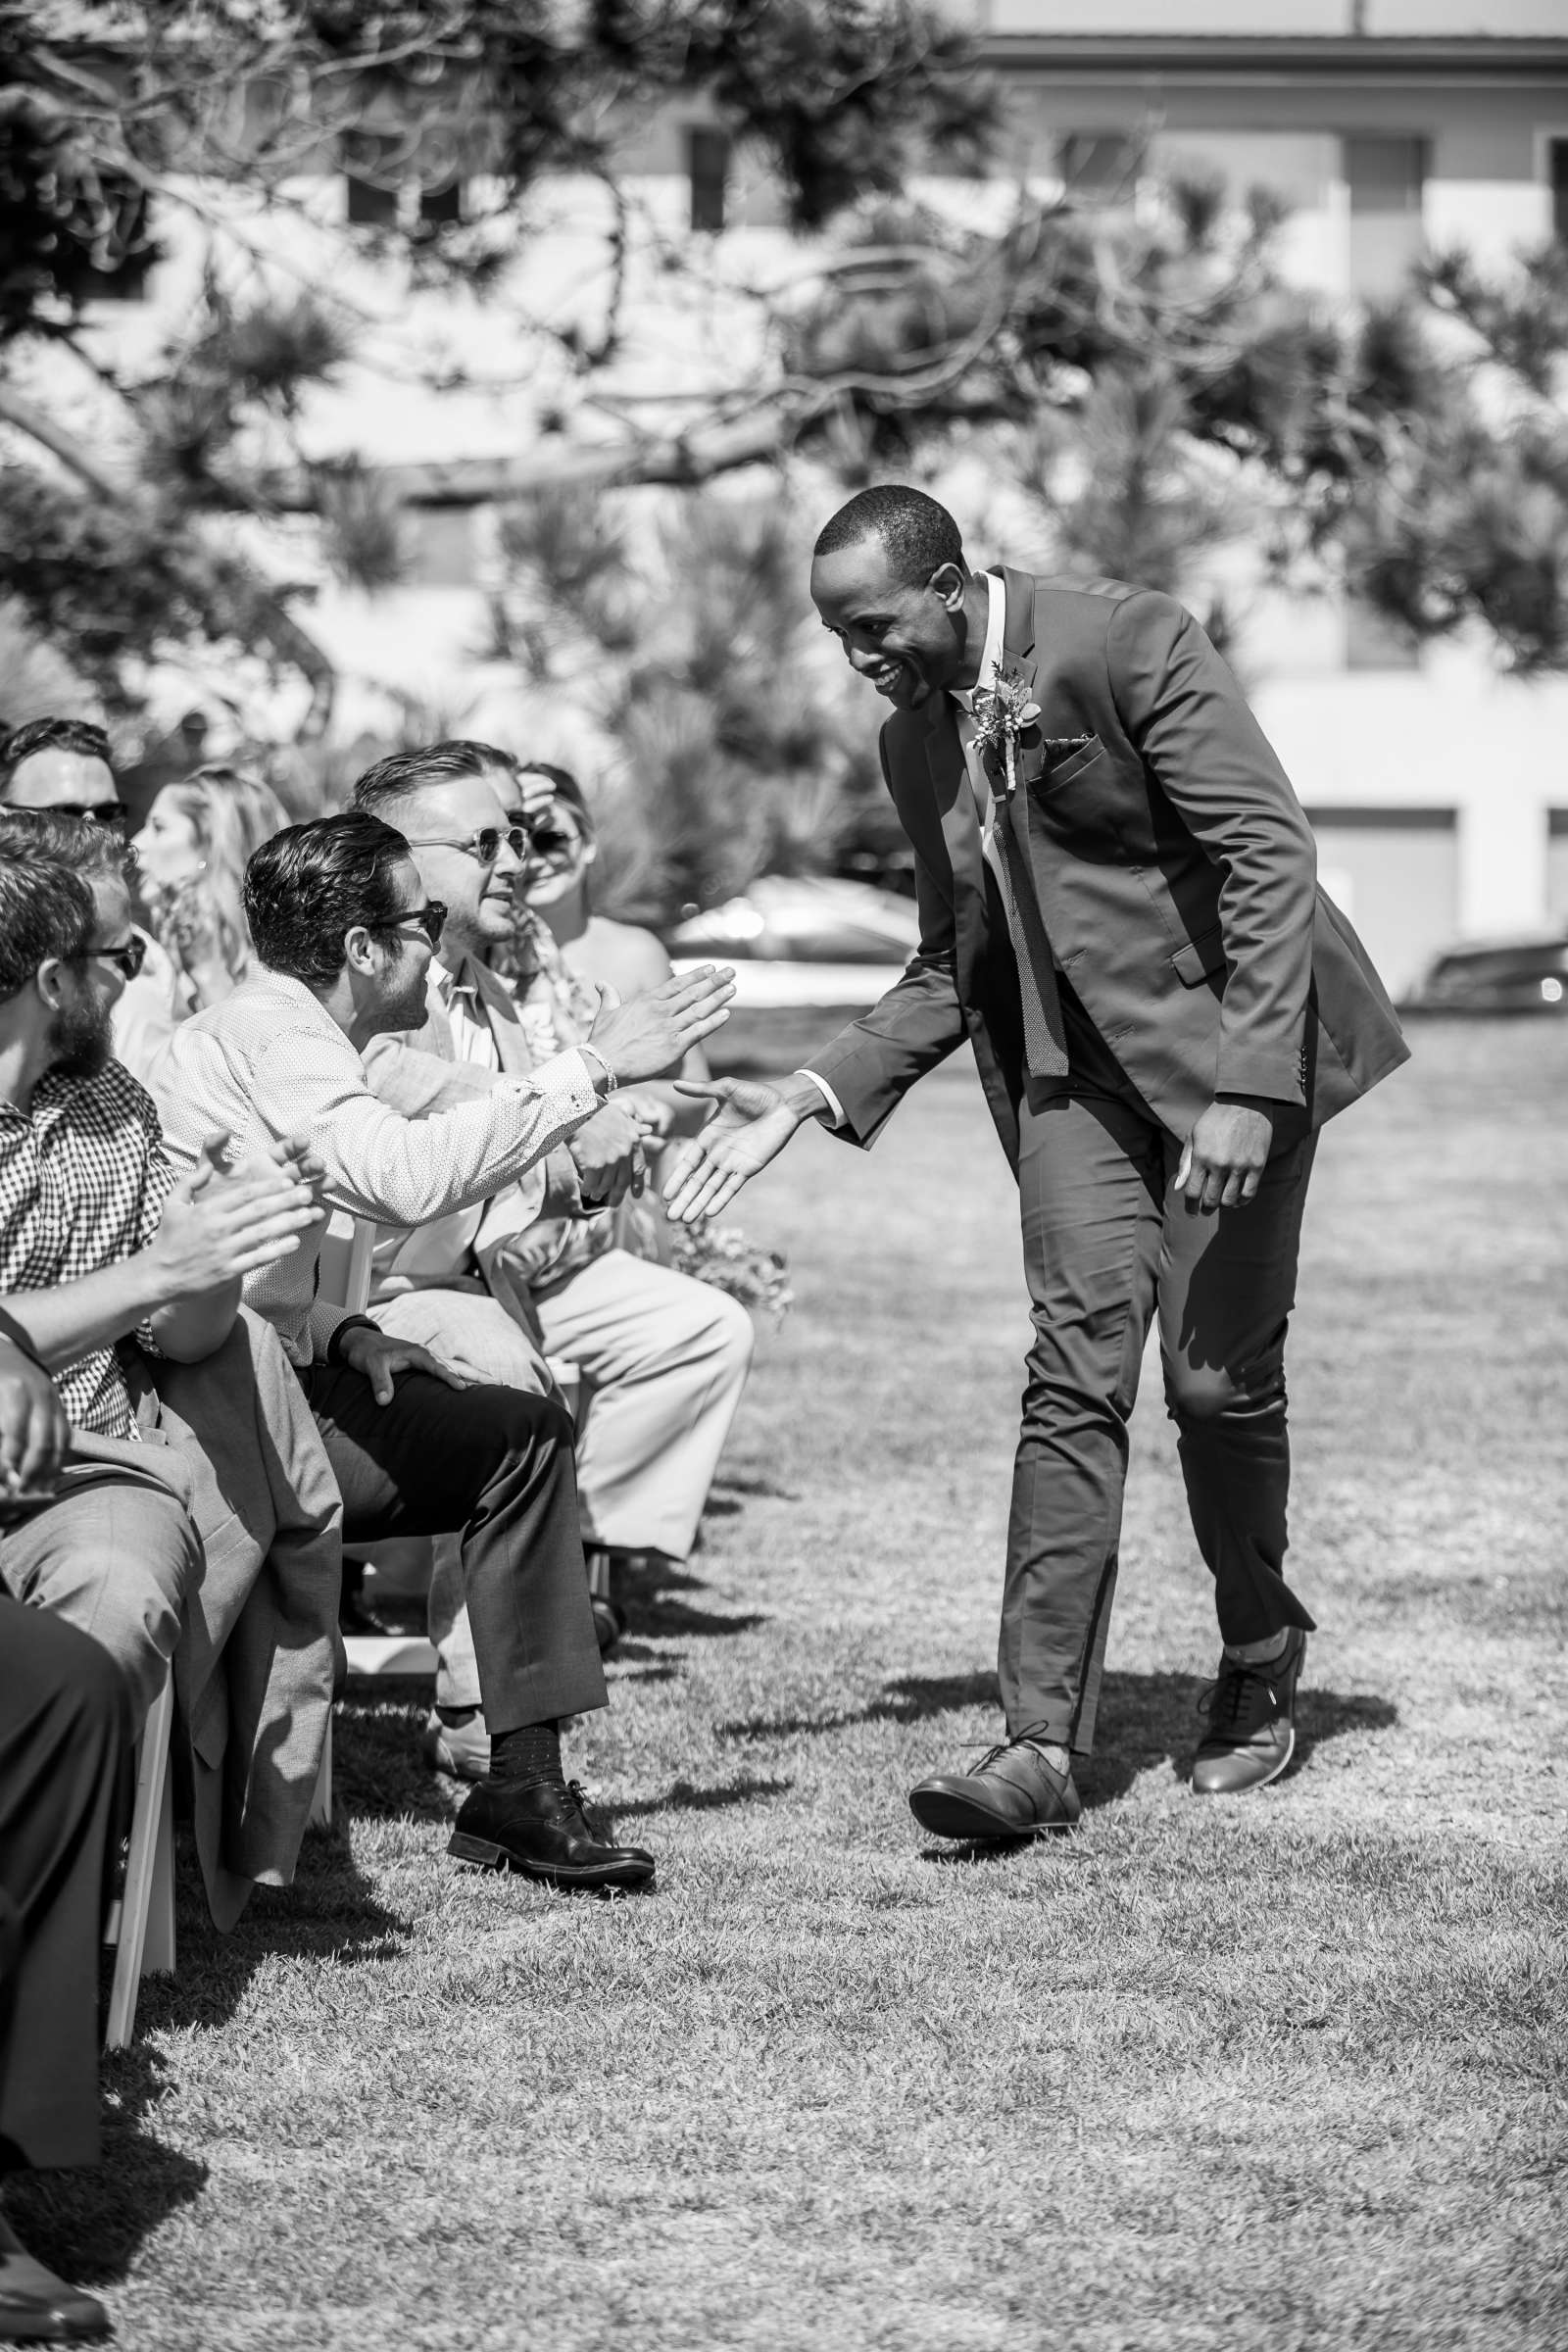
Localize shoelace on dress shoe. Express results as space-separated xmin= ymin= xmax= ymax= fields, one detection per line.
xmin=1198 ymin=1656 xmax=1283 ymax=1738
xmin=565 ymin=1778 xmax=611 ymax=1841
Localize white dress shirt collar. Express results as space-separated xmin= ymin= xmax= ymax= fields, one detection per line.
xmin=948 ymin=570 xmax=1004 ymax=717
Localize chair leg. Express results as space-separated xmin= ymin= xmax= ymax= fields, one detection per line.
xmin=105 ymin=1672 xmax=176 ymax=2051
xmin=307 ymin=1713 xmax=333 ymax=1832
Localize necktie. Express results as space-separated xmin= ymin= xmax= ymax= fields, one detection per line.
xmin=962 ymin=734 xmax=1068 ymax=1079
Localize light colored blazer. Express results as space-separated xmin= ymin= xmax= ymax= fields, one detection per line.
xmin=123 ymin=1307 xmax=341 ymax=1931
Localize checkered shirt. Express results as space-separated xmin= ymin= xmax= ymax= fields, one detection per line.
xmin=0 ymin=1059 xmax=172 ymax=1440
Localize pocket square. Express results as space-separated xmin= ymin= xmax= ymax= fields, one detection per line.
xmin=1044 ymin=734 xmax=1096 ymax=760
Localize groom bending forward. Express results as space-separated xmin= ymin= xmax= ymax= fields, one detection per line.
xmin=664 ymin=484 xmax=1408 ymax=1838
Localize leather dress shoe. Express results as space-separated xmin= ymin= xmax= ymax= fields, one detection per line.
xmin=1192 ymin=1628 xmax=1306 ymax=1795
xmin=909 ymin=1736 xmax=1081 ymax=1840
xmin=421 ymin=1707 xmax=490 ymax=1782
xmin=0 ymin=2216 xmax=111 ymax=2342
xmin=448 ymin=1775 xmax=655 ymax=1889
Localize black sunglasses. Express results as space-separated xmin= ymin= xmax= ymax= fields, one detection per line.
xmin=48 ymin=801 xmax=126 ymax=826
xmin=63 ymin=934 xmax=147 ymax=981
xmin=378 ymin=901 xmax=446 ymax=951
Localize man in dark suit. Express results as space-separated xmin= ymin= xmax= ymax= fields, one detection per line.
xmin=664 ymin=484 xmax=1408 ymax=1838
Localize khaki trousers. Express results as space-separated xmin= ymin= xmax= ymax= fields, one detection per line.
xmin=373 ymin=1250 xmax=754 ymax=1711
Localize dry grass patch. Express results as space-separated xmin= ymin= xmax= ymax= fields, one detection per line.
xmin=15 ymin=1020 xmax=1568 ymax=2350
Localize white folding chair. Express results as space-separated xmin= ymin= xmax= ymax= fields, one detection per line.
xmin=104 ymin=1670 xmax=176 ymax=2050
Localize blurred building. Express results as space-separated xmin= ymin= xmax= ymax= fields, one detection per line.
xmin=960 ymin=1 xmax=1568 ymax=992
xmin=12 ymin=1 xmax=1568 ymax=991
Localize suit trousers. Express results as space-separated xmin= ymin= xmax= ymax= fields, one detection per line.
xmin=1004 ymin=1080 xmax=1317 ymax=1755
xmin=0 ymin=1599 xmax=131 ymax=2173
xmin=297 ymin=1363 xmax=607 ymax=1736
xmin=0 ymin=1470 xmax=197 ymax=1733
xmin=371 ymin=1252 xmax=755 ymax=1711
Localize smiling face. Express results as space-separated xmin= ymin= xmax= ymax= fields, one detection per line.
xmin=515 ymin=778 xmax=593 ymax=910
xmin=395 ymin=771 xmax=520 ymax=962
xmin=809 ymin=534 xmax=969 ymax=712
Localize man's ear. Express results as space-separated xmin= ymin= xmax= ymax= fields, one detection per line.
xmin=342 ymin=923 xmax=378 ymax=979
xmin=33 ymin=958 xmax=70 ymax=1012
xmin=928 ymin=562 xmax=967 ymax=612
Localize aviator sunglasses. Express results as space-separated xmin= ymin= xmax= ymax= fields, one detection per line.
xmin=402 ymin=815 xmax=577 ymax=865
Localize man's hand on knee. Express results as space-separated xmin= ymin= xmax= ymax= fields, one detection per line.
xmin=337 ymin=1325 xmax=468 ymax=1407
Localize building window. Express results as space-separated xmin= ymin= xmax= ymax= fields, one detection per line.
xmin=1549 ymin=139 xmax=1568 ymax=245
xmin=1059 ymin=132 xmax=1142 ymax=208
xmin=344 ymin=130 xmax=404 ymax=226
xmin=687 ymin=126 xmax=730 ymax=234
xmin=419 ymin=179 xmax=464 ymax=227
xmin=1346 ymin=134 xmax=1427 ymax=303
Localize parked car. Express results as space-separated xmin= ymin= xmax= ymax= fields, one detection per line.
xmin=669 ymin=875 xmax=920 ymax=1073
xmin=1401 ymin=936 xmax=1568 ymax=1015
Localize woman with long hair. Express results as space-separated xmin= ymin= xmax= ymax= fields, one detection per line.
xmin=131 ymin=765 xmax=288 ymax=1012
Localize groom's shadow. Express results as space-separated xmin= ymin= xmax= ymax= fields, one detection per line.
xmin=876 ymin=1667 xmax=1396 ymax=1829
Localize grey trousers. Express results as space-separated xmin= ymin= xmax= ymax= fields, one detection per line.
xmin=373 ymin=1251 xmax=754 ymax=1712
xmin=0 ymin=1465 xmax=198 ymax=1731
xmin=1004 ymin=1081 xmax=1318 ymax=1756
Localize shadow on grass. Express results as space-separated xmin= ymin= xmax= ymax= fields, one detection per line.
xmin=617 ymin=1553 xmax=768 ymax=1642
xmin=719 ymin=1668 xmax=1398 ymax=1817
xmin=612 ymin=1773 xmax=795 ymax=1820
xmin=7 ymin=2043 xmax=208 ymax=2289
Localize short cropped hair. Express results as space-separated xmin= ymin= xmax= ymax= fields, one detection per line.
xmin=0 ymin=841 xmax=95 ymax=1001
xmin=811 ymin=486 xmax=964 ymax=587
xmin=243 ymin=811 xmax=412 ymax=990
xmin=0 ymin=717 xmax=115 ymax=798
xmin=0 ymin=808 xmax=132 ymax=883
xmin=352 ymin=738 xmax=520 ymax=829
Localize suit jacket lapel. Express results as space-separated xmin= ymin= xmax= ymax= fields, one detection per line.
xmin=924 ymin=697 xmax=986 ymax=957
xmin=466 ymin=957 xmax=534 ymax=1077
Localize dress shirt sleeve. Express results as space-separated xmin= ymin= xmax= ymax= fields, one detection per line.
xmin=792 ymin=1071 xmax=846 ymax=1127
xmin=244 ymin=1026 xmax=602 ymax=1228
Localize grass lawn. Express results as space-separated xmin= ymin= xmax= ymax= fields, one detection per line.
xmin=16 ymin=1019 xmax=1568 ymax=2351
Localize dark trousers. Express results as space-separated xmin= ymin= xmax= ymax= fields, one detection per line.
xmin=1002 ymin=1073 xmax=1318 ymax=1756
xmin=0 ymin=1600 xmax=131 ymax=2173
xmin=297 ymin=1364 xmax=607 ymax=1737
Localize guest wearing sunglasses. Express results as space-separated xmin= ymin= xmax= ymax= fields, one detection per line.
xmin=349 ymin=745 xmax=756 ymax=1775
xmin=149 ymin=811 xmax=737 ymax=1889
xmin=0 ymin=719 xmax=181 ymax=1081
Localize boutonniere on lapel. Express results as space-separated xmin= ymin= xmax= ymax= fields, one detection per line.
xmin=969 ymin=666 xmax=1042 ymax=801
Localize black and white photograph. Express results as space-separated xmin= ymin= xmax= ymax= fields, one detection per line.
xmin=0 ymin=2 xmax=1563 ymax=2345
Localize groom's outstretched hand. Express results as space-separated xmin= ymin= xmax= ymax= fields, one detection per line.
xmin=661 ymin=1077 xmax=810 ymax=1223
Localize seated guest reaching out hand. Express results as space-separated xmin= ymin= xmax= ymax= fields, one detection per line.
xmin=347 ymin=743 xmax=756 ymax=1774
xmin=149 ymin=810 xmax=735 ymax=1889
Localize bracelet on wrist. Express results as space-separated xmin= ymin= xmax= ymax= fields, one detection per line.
xmin=579 ymin=1043 xmax=618 ymax=1098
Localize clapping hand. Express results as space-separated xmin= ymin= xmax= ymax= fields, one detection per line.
xmin=152 ymin=1128 xmax=324 ymax=1298
xmin=589 ymin=966 xmax=736 ymax=1085
xmin=661 ymin=1077 xmax=805 ymax=1224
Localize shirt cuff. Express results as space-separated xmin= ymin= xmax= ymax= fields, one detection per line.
xmin=309 ymin=1298 xmax=371 ymax=1363
xmin=794 ymin=1069 xmax=846 ymax=1127
xmin=509 ymin=1048 xmax=604 ymax=1123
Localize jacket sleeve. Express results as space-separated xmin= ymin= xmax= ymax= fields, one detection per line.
xmin=798 ymin=830 xmax=968 ymax=1150
xmin=1106 ymin=590 xmax=1317 ymax=1106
